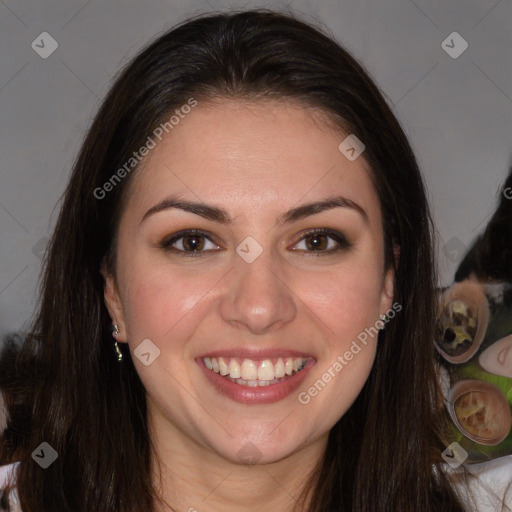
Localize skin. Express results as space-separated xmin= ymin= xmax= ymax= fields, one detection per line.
xmin=102 ymin=99 xmax=395 ymax=511
xmin=479 ymin=334 xmax=512 ymax=378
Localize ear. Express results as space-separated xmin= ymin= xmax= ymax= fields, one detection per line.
xmin=100 ymin=259 xmax=128 ymax=343
xmin=379 ymin=243 xmax=399 ymax=315
xmin=379 ymin=266 xmax=395 ymax=315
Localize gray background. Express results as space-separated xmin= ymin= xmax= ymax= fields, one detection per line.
xmin=1 ymin=0 xmax=511 ymax=340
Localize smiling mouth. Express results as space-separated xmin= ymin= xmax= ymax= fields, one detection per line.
xmin=203 ymin=356 xmax=309 ymax=387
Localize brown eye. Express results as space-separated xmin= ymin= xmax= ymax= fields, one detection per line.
xmin=181 ymin=234 xmax=205 ymax=251
xmin=304 ymin=233 xmax=329 ymax=251
xmin=161 ymin=230 xmax=219 ymax=255
xmin=292 ymin=229 xmax=350 ymax=254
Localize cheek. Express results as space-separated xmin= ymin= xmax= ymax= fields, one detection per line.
xmin=119 ymin=260 xmax=218 ymax=344
xmin=296 ymin=262 xmax=384 ymax=342
xmin=295 ymin=270 xmax=381 ymax=425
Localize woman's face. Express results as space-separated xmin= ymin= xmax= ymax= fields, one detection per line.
xmin=103 ymin=99 xmax=395 ymax=465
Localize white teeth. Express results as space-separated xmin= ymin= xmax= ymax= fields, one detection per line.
xmin=274 ymin=358 xmax=285 ymax=378
xmin=229 ymin=376 xmax=288 ymax=387
xmin=218 ymin=357 xmax=229 ymax=376
xmin=204 ymin=356 xmax=308 ymax=384
xmin=241 ymin=359 xmax=258 ymax=380
xmin=229 ymin=359 xmax=241 ymax=379
xmin=257 ymin=360 xmax=274 ymax=381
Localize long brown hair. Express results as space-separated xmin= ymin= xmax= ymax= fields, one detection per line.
xmin=1 ymin=9 xmax=467 ymax=511
xmin=455 ymin=165 xmax=512 ymax=283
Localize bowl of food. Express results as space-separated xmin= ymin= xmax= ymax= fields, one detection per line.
xmin=448 ymin=379 xmax=512 ymax=446
xmin=436 ymin=280 xmax=490 ymax=364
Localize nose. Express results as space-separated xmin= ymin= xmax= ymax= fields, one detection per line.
xmin=219 ymin=252 xmax=297 ymax=335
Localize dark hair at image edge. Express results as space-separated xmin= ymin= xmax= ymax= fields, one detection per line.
xmin=0 ymin=9 xmax=475 ymax=511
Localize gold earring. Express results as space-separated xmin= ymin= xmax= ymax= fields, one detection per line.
xmin=112 ymin=324 xmax=123 ymax=362
xmin=114 ymin=341 xmax=123 ymax=362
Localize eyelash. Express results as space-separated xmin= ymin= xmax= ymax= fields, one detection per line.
xmin=160 ymin=228 xmax=351 ymax=257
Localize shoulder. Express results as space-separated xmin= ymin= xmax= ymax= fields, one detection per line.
xmin=0 ymin=462 xmax=21 ymax=512
xmin=450 ymin=456 xmax=512 ymax=512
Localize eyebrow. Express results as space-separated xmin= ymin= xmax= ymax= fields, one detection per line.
xmin=140 ymin=194 xmax=368 ymax=225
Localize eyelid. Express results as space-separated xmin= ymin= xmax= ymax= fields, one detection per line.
xmin=160 ymin=228 xmax=351 ymax=256
xmin=289 ymin=228 xmax=351 ymax=254
xmin=160 ymin=229 xmax=221 ymax=255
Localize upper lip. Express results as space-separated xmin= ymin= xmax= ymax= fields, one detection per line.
xmin=196 ymin=348 xmax=315 ymax=360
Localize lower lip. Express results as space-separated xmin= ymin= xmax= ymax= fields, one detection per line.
xmin=198 ymin=359 xmax=315 ymax=404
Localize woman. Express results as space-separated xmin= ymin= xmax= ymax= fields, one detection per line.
xmin=0 ymin=9 xmax=488 ymax=511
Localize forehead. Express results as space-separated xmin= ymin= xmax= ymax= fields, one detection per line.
xmin=123 ymin=99 xmax=380 ymax=226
